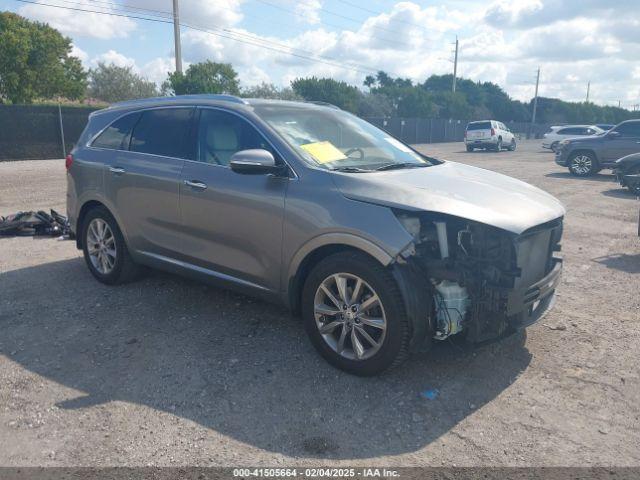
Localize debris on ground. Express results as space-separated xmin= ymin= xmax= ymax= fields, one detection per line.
xmin=0 ymin=209 xmax=69 ymax=237
xmin=420 ymin=389 xmax=439 ymax=400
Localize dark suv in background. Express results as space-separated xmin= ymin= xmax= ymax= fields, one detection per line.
xmin=555 ymin=119 xmax=640 ymax=176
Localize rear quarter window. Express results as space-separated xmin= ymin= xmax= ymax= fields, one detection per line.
xmin=91 ymin=112 xmax=140 ymax=150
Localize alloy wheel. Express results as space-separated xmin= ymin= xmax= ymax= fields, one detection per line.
xmin=86 ymin=218 xmax=117 ymax=274
xmin=571 ymin=155 xmax=593 ymax=175
xmin=313 ymin=273 xmax=387 ymax=361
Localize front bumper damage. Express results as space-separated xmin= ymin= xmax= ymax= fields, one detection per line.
xmin=393 ymin=214 xmax=563 ymax=349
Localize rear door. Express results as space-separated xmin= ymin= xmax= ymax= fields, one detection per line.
xmin=108 ymin=107 xmax=194 ymax=258
xmin=178 ymin=108 xmax=288 ymax=292
xmin=602 ymin=122 xmax=640 ymax=163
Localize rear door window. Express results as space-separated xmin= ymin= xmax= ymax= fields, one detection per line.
xmin=92 ymin=112 xmax=140 ymax=150
xmin=129 ymin=108 xmax=194 ymax=159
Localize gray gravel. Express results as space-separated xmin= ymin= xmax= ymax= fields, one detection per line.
xmin=1 ymin=140 xmax=639 ymax=466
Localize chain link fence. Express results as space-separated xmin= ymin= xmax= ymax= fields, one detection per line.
xmin=0 ymin=105 xmax=553 ymax=161
xmin=0 ymin=105 xmax=99 ymax=161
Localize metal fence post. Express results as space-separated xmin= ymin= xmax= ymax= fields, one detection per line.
xmin=58 ymin=103 xmax=66 ymax=158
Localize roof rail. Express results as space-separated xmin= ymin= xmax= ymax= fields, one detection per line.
xmin=108 ymin=94 xmax=249 ymax=109
xmin=304 ymin=100 xmax=341 ymax=110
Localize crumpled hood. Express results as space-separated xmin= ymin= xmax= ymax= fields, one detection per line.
xmin=331 ymin=161 xmax=565 ymax=234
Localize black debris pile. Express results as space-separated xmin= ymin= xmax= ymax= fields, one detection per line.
xmin=0 ymin=209 xmax=69 ymax=237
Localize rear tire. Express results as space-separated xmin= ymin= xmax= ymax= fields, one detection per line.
xmin=568 ymin=152 xmax=597 ymax=177
xmin=466 ymin=145 xmax=474 ymax=152
xmin=495 ymin=138 xmax=503 ymax=151
xmin=81 ymin=206 xmax=141 ymax=285
xmin=301 ymin=252 xmax=411 ymax=376
xmin=625 ymin=166 xmax=640 ymax=195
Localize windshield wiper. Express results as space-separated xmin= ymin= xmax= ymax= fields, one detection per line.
xmin=375 ymin=162 xmax=429 ymax=171
xmin=330 ymin=166 xmax=370 ymax=173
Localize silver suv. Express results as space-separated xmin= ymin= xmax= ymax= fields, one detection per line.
xmin=67 ymin=95 xmax=565 ymax=375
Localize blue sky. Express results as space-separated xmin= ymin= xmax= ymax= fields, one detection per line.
xmin=2 ymin=0 xmax=639 ymax=108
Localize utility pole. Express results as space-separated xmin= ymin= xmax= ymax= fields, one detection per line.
xmin=452 ymin=36 xmax=459 ymax=93
xmin=529 ymin=67 xmax=540 ymax=139
xmin=586 ymin=81 xmax=590 ymax=103
xmin=172 ymin=0 xmax=182 ymax=73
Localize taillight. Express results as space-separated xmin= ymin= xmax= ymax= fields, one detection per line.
xmin=65 ymin=154 xmax=73 ymax=171
xmin=491 ymin=128 xmax=496 ymax=136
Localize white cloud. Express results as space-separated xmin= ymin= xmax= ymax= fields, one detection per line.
xmin=293 ymin=0 xmax=322 ymax=25
xmin=91 ymin=50 xmax=137 ymax=69
xmin=19 ymin=0 xmax=136 ymax=39
xmin=70 ymin=44 xmax=88 ymax=65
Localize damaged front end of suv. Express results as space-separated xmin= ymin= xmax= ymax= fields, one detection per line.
xmin=393 ymin=211 xmax=563 ymax=348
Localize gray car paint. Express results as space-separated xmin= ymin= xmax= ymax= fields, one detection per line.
xmin=68 ymin=95 xmax=565 ymax=307
xmin=330 ymin=161 xmax=565 ymax=235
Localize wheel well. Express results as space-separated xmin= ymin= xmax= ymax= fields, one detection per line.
xmin=288 ymin=244 xmax=382 ymax=315
xmin=75 ymin=200 xmax=106 ymax=249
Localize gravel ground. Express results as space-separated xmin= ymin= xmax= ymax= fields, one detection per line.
xmin=1 ymin=140 xmax=639 ymax=467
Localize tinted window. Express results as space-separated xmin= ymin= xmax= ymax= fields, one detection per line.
xmin=467 ymin=122 xmax=491 ymax=131
xmin=92 ymin=112 xmax=140 ymax=150
xmin=559 ymin=127 xmax=584 ymax=135
xmin=613 ymin=122 xmax=640 ymax=137
xmin=197 ymin=109 xmax=273 ymax=166
xmin=130 ymin=108 xmax=194 ymax=158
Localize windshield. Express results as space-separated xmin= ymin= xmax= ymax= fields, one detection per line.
xmin=252 ymin=104 xmax=434 ymax=171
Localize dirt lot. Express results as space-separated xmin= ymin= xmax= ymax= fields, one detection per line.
xmin=1 ymin=140 xmax=639 ymax=467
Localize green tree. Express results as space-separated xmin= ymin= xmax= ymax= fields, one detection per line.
xmin=241 ymin=82 xmax=301 ymax=100
xmin=163 ymin=61 xmax=240 ymax=96
xmin=0 ymin=12 xmax=87 ymax=103
xmin=291 ymin=77 xmax=362 ymax=112
xmin=88 ymin=62 xmax=158 ymax=103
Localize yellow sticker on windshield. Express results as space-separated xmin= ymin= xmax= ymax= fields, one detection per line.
xmin=300 ymin=141 xmax=347 ymax=164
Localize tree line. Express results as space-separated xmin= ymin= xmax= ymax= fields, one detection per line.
xmin=1 ymin=11 xmax=637 ymax=125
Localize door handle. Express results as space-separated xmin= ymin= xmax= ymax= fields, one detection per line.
xmin=184 ymin=180 xmax=207 ymax=190
xmin=109 ymin=166 xmax=125 ymax=174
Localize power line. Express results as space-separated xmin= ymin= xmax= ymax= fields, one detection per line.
xmin=14 ymin=0 xmax=386 ymax=76
xmin=73 ymin=0 xmax=398 ymax=75
xmin=334 ymin=0 xmax=434 ymax=33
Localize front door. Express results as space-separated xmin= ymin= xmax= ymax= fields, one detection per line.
xmin=602 ymin=122 xmax=640 ymax=163
xmin=179 ymin=108 xmax=288 ymax=292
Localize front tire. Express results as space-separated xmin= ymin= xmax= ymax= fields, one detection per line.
xmin=81 ymin=206 xmax=141 ymax=285
xmin=550 ymin=141 xmax=559 ymax=153
xmin=466 ymin=145 xmax=474 ymax=152
xmin=508 ymin=138 xmax=517 ymax=151
xmin=301 ymin=252 xmax=411 ymax=376
xmin=568 ymin=152 xmax=597 ymax=177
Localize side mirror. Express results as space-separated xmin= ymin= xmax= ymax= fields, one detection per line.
xmin=230 ymin=149 xmax=282 ymax=175
xmin=606 ymin=131 xmax=621 ymax=139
